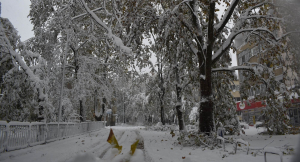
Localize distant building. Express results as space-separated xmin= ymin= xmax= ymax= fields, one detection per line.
xmin=234 ymin=31 xmax=300 ymax=126
xmin=230 ymin=80 xmax=242 ymax=121
xmin=234 ymin=3 xmax=300 ymax=125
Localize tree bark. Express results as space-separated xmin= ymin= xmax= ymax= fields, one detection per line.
xmin=71 ymin=45 xmax=84 ymax=123
xmin=198 ymin=2 xmax=215 ymax=134
xmin=100 ymin=97 xmax=106 ymax=121
xmin=159 ymin=92 xmax=165 ymax=125
xmin=198 ymin=82 xmax=214 ymax=134
xmin=79 ymin=100 xmax=84 ymax=122
xmin=158 ymin=53 xmax=165 ymax=125
xmin=94 ymin=90 xmax=102 ymax=121
xmin=174 ymin=50 xmax=185 ymax=130
xmin=176 ymin=103 xmax=184 ymax=130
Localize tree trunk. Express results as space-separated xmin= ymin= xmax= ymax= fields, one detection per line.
xmin=198 ymin=60 xmax=214 ymax=133
xmin=198 ymin=86 xmax=214 ymax=134
xmin=198 ymin=2 xmax=215 ymax=135
xmin=159 ymin=93 xmax=165 ymax=125
xmin=100 ymin=97 xmax=106 ymax=121
xmin=71 ymin=47 xmax=84 ymax=123
xmin=175 ymin=89 xmax=184 ymax=130
xmin=94 ymin=90 xmax=102 ymax=121
xmin=174 ymin=52 xmax=185 ymax=130
xmin=176 ymin=104 xmax=184 ymax=130
xmin=79 ymin=100 xmax=84 ymax=122
xmin=198 ymin=47 xmax=214 ymax=133
xmin=38 ymin=104 xmax=44 ymax=122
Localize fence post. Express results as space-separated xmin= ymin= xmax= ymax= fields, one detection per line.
xmin=66 ymin=123 xmax=69 ymax=137
xmin=57 ymin=123 xmax=60 ymax=139
xmin=4 ymin=123 xmax=9 ymax=152
xmin=28 ymin=123 xmax=31 ymax=147
xmin=44 ymin=123 xmax=47 ymax=143
xmin=0 ymin=121 xmax=103 ymax=153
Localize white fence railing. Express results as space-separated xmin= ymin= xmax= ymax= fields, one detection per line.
xmin=0 ymin=121 xmax=105 ymax=152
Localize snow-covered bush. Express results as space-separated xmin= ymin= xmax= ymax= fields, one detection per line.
xmin=176 ymin=130 xmax=218 ymax=149
xmin=212 ymin=71 xmax=241 ymax=135
xmin=0 ymin=17 xmax=52 ymax=122
xmin=146 ymin=122 xmax=178 ymax=132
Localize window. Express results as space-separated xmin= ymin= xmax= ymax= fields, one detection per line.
xmin=242 ymin=55 xmax=245 ymax=63
xmin=239 ymin=74 xmax=243 ymax=81
xmin=261 ymin=84 xmax=266 ymax=95
xmin=251 ymin=48 xmax=254 ymax=57
xmin=231 ymin=85 xmax=235 ymax=90
xmin=231 ymin=85 xmax=239 ymax=91
xmin=245 ymin=53 xmax=249 ymax=62
xmin=256 ymin=86 xmax=261 ymax=95
xmin=239 ymin=58 xmax=242 ymax=65
xmin=289 ymin=109 xmax=294 ymax=117
xmin=251 ymin=46 xmax=259 ymax=56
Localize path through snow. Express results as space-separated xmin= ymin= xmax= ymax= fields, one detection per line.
xmin=0 ymin=125 xmax=299 ymax=162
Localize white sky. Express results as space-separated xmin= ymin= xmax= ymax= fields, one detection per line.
xmin=1 ymin=0 xmax=33 ymax=41
xmin=0 ymin=0 xmax=237 ymax=71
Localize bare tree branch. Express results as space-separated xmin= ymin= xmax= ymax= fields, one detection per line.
xmin=72 ymin=7 xmax=104 ymax=20
xmin=212 ymin=66 xmax=254 ymax=73
xmin=214 ymin=0 xmax=240 ymax=41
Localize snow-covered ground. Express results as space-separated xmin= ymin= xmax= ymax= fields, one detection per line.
xmin=0 ymin=125 xmax=299 ymax=162
xmin=141 ymin=126 xmax=300 ymax=162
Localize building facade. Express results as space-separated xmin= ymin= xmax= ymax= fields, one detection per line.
xmin=234 ymin=32 xmax=300 ymax=126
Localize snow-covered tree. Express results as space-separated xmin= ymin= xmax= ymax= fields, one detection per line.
xmin=0 ymin=17 xmax=52 ymax=122
xmin=2 ymin=0 xmax=296 ymax=136
xmin=143 ymin=0 xmax=297 ymax=135
xmin=28 ymin=0 xmax=146 ymax=122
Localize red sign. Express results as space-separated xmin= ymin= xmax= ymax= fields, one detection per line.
xmin=237 ymin=98 xmax=300 ymax=111
xmin=291 ymin=99 xmax=300 ymax=104
xmin=236 ymin=100 xmax=266 ymax=111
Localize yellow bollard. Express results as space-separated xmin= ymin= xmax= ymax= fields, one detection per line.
xmin=107 ymin=129 xmax=140 ymax=158
xmin=107 ymin=129 xmax=122 ymax=154
xmin=130 ymin=140 xmax=139 ymax=155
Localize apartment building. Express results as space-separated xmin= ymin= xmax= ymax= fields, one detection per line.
xmin=231 ymin=80 xmax=241 ymax=103
xmin=234 ymin=33 xmax=300 ymax=126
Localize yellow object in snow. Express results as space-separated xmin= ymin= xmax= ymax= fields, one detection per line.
xmin=130 ymin=140 xmax=139 ymax=155
xmin=107 ymin=129 xmax=122 ymax=154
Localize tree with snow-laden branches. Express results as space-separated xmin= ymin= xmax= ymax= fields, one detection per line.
xmin=0 ymin=17 xmax=53 ymax=122
xmin=143 ymin=0 xmax=298 ymax=134
xmin=27 ymin=0 xmax=153 ymax=122
xmin=1 ymin=0 xmax=298 ymax=136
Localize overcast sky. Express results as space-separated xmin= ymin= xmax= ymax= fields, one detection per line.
xmin=0 ymin=0 xmax=237 ymax=70
xmin=1 ymin=0 xmax=33 ymax=41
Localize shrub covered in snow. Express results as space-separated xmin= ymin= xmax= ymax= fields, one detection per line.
xmin=146 ymin=122 xmax=178 ymax=132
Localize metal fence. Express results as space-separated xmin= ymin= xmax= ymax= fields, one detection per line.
xmin=0 ymin=121 xmax=105 ymax=152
